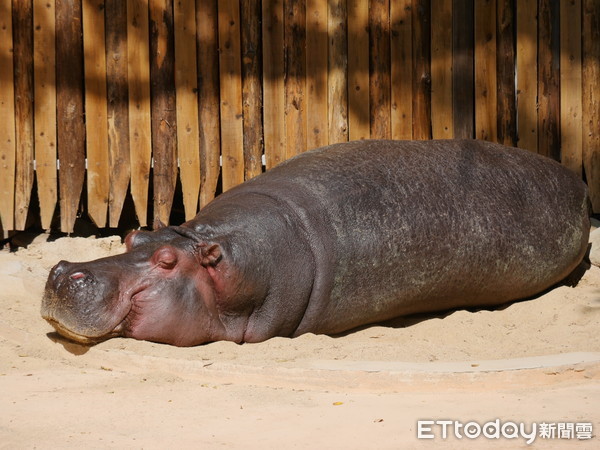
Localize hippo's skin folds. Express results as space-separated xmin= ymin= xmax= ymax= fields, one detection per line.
xmin=41 ymin=140 xmax=590 ymax=346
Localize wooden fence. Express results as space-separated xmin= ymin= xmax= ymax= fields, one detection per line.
xmin=0 ymin=0 xmax=599 ymax=234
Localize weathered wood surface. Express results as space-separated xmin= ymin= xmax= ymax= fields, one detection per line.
xmin=474 ymin=0 xmax=497 ymax=142
xmin=369 ymin=0 xmax=390 ymax=139
xmin=262 ymin=0 xmax=286 ymax=169
xmin=33 ymin=0 xmax=57 ymax=230
xmin=560 ymin=0 xmax=582 ymax=176
xmin=430 ymin=0 xmax=452 ymax=139
xmin=218 ymin=0 xmax=245 ymax=190
xmin=13 ymin=0 xmax=35 ymax=230
xmin=390 ymin=0 xmax=412 ymax=140
xmin=583 ymin=0 xmax=600 ymax=212
xmin=56 ymin=0 xmax=86 ymax=233
xmin=83 ymin=0 xmax=110 ymax=228
xmin=105 ymin=0 xmax=130 ymax=228
xmin=496 ymin=0 xmax=516 ymax=146
xmin=328 ymin=0 xmax=348 ymax=144
xmin=197 ymin=0 xmax=221 ymax=206
xmin=241 ymin=0 xmax=264 ymax=179
xmin=452 ymin=0 xmax=474 ymax=139
xmin=347 ymin=0 xmax=369 ymax=141
xmin=516 ymin=0 xmax=538 ymax=152
xmin=0 ymin=0 xmax=16 ymax=231
xmin=412 ymin=0 xmax=432 ymax=140
xmin=306 ymin=0 xmax=328 ymax=150
xmin=127 ymin=0 xmax=152 ymax=227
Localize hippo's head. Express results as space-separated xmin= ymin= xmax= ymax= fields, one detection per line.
xmin=41 ymin=226 xmax=228 ymax=346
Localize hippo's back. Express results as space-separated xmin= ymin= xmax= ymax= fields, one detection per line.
xmin=229 ymin=140 xmax=591 ymax=335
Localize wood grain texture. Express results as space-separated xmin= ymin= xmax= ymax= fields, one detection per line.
xmin=347 ymin=0 xmax=369 ymax=140
xmin=197 ymin=0 xmax=221 ymax=206
xmin=218 ymin=0 xmax=245 ymax=189
xmin=537 ymin=0 xmax=560 ymax=160
xmin=583 ymin=0 xmax=600 ymax=212
xmin=241 ymin=0 xmax=264 ymax=179
xmin=105 ymin=0 xmax=130 ymax=227
xmin=474 ymin=0 xmax=497 ymax=142
xmin=496 ymin=0 xmax=516 ymax=146
xmin=327 ymin=0 xmax=348 ymax=144
xmin=262 ymin=0 xmax=286 ymax=168
xmin=284 ymin=0 xmax=307 ymax=157
xmin=83 ymin=0 xmax=110 ymax=227
xmin=369 ymin=0 xmax=390 ymax=139
xmin=412 ymin=0 xmax=431 ymax=140
xmin=430 ymin=0 xmax=452 ymax=139
xmin=0 ymin=0 xmax=16 ymax=231
xmin=516 ymin=0 xmax=537 ymax=152
xmin=13 ymin=0 xmax=35 ymax=230
xmin=306 ymin=0 xmax=328 ymax=150
xmin=127 ymin=0 xmax=152 ymax=227
xmin=33 ymin=0 xmax=57 ymax=230
xmin=56 ymin=0 xmax=86 ymax=233
xmin=560 ymin=0 xmax=582 ymax=175
xmin=174 ymin=0 xmax=200 ymax=220
xmin=390 ymin=0 xmax=412 ymax=140
xmin=452 ymin=0 xmax=474 ymax=139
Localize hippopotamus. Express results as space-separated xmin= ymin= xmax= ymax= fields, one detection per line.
xmin=41 ymin=140 xmax=591 ymax=346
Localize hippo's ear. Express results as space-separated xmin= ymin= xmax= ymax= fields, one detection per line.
xmin=199 ymin=243 xmax=221 ymax=267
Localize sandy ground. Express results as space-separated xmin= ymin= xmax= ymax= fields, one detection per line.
xmin=1 ymin=233 xmax=599 ymax=448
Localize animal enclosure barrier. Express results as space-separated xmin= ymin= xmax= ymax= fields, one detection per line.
xmin=0 ymin=0 xmax=599 ymax=234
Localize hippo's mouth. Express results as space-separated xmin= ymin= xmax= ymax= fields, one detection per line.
xmin=44 ymin=317 xmax=121 ymax=345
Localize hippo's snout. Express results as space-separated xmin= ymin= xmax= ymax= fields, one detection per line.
xmin=41 ymin=259 xmax=130 ymax=344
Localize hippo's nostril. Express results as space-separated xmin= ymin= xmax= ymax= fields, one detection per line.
xmin=50 ymin=260 xmax=69 ymax=281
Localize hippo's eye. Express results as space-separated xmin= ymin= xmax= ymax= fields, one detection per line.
xmin=153 ymin=246 xmax=178 ymax=270
xmin=70 ymin=272 xmax=86 ymax=280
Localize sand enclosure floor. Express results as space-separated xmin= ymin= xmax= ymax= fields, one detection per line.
xmin=1 ymin=234 xmax=599 ymax=448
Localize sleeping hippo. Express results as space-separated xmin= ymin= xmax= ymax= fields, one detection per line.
xmin=41 ymin=140 xmax=590 ymax=346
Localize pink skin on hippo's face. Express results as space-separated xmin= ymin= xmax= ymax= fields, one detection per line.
xmin=41 ymin=229 xmax=227 ymax=346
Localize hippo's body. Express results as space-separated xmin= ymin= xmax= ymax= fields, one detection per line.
xmin=42 ymin=140 xmax=590 ymax=346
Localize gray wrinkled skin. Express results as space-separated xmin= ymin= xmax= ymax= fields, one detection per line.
xmin=42 ymin=140 xmax=590 ymax=346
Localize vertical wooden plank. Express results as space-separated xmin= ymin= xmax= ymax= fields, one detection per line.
xmin=328 ymin=0 xmax=348 ymax=144
xmin=174 ymin=0 xmax=200 ymax=220
xmin=390 ymin=0 xmax=412 ymax=140
xmin=430 ymin=0 xmax=453 ymax=139
xmin=284 ymin=0 xmax=307 ymax=157
xmin=474 ymin=0 xmax=497 ymax=142
xmin=218 ymin=0 xmax=244 ymax=189
xmin=452 ymin=0 xmax=474 ymax=139
xmin=13 ymin=0 xmax=35 ymax=230
xmin=0 ymin=0 xmax=16 ymax=231
xmin=241 ymin=0 xmax=263 ymax=179
xmin=412 ymin=0 xmax=432 ymax=140
xmin=306 ymin=0 xmax=328 ymax=150
xmin=262 ymin=0 xmax=285 ymax=168
xmin=496 ymin=0 xmax=516 ymax=146
xmin=105 ymin=0 xmax=130 ymax=227
xmin=516 ymin=0 xmax=537 ymax=152
xmin=56 ymin=0 xmax=86 ymax=233
xmin=560 ymin=0 xmax=582 ymax=175
xmin=369 ymin=0 xmax=390 ymax=139
xmin=33 ymin=0 xmax=57 ymax=230
xmin=197 ymin=0 xmax=221 ymax=206
xmin=347 ymin=0 xmax=369 ymax=141
xmin=583 ymin=0 xmax=600 ymax=213
xmin=537 ymin=0 xmax=560 ymax=160
xmin=82 ymin=0 xmax=109 ymax=227
xmin=149 ymin=0 xmax=176 ymax=227
xmin=127 ymin=0 xmax=152 ymax=227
